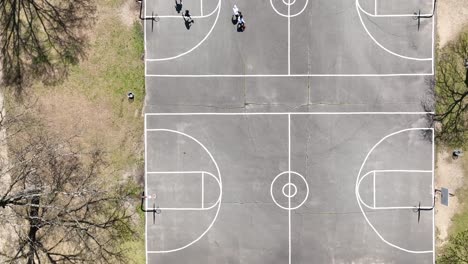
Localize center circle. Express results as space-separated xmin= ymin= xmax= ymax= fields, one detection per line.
xmin=282 ymin=183 xmax=298 ymax=198
xmin=282 ymin=0 xmax=297 ymax=6
xmin=271 ymin=0 xmax=309 ymax=18
xmin=270 ymin=171 xmax=310 ymax=210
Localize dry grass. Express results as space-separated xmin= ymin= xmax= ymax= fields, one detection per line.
xmin=435 ymin=149 xmax=466 ymax=247
xmin=31 ymin=0 xmax=145 ymax=170
xmin=435 ymin=16 xmax=468 ymax=259
xmin=10 ymin=0 xmax=146 ymax=262
xmin=447 ymin=155 xmax=468 ymax=235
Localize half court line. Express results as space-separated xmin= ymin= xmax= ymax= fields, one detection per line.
xmin=288 ymin=0 xmax=291 ymax=75
xmin=288 ymin=114 xmax=292 ymax=264
xmin=145 ymin=112 xmax=435 ymax=116
xmin=145 ymin=73 xmax=434 ymax=77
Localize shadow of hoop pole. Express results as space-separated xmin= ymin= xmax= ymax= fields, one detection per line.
xmin=413 ymin=189 xmax=438 ymax=223
xmin=137 ymin=0 xmax=159 ymax=32
xmin=141 ymin=192 xmax=161 ymax=224
xmin=414 ymin=0 xmax=437 ymax=31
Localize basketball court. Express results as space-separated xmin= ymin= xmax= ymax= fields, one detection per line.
xmin=143 ymin=0 xmax=435 ymax=113
xmin=141 ymin=0 xmax=436 ymax=263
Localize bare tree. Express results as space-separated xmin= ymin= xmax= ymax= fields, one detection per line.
xmin=0 ymin=0 xmax=95 ymax=93
xmin=0 ymin=113 xmax=135 ymax=263
xmin=432 ymin=31 xmax=468 ymax=146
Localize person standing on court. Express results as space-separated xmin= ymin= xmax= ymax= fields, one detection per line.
xmin=182 ymin=9 xmax=194 ymax=29
xmin=184 ymin=10 xmax=193 ymax=23
xmin=232 ymin=5 xmax=245 ymax=32
xmin=233 ymin=4 xmax=240 ymax=22
xmin=237 ymin=13 xmax=245 ymax=32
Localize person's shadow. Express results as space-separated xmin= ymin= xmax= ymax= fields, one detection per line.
xmin=175 ymin=0 xmax=182 ymax=13
xmin=231 ymin=15 xmax=238 ymax=25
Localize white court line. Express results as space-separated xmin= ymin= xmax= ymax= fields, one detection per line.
xmin=431 ymin=6 xmax=435 ymax=75
xmin=146 ymin=0 xmax=433 ymax=76
xmin=374 ymin=169 xmax=432 ymax=173
xmin=145 ymin=115 xmax=435 ymax=257
xmin=288 ymin=114 xmax=291 ymax=264
xmin=362 ymin=0 xmax=433 ymax=17
xmin=355 ymin=0 xmax=433 ymax=61
xmin=202 ymin=172 xmax=204 ymax=209
xmin=144 ymin=107 xmax=149 ymax=264
xmin=144 ymin=0 xmax=149 ymax=79
xmin=146 ymin=0 xmax=221 ymax=62
xmin=145 ymin=73 xmax=433 ymax=77
xmin=357 ymin=170 xmax=433 ymax=210
xmin=270 ymin=0 xmax=309 ymax=18
xmin=147 ymin=207 xmax=216 ymax=211
xmin=143 ymin=2 xmax=218 ymax=19
xmin=431 ymin=128 xmax=435 ymax=263
xmin=145 ymin=112 xmax=434 ymax=116
xmin=147 ymin=171 xmax=209 ymax=174
xmin=373 ymin=171 xmax=376 ymax=208
xmin=201 ymin=0 xmax=203 ymax=16
xmin=145 ymin=128 xmax=223 ymax=254
xmin=145 ymin=171 xmax=214 ymax=209
xmin=146 ymin=170 xmax=221 ymax=210
xmin=355 ymin=127 xmax=434 ymax=254
xmin=288 ymin=2 xmax=291 ymax=75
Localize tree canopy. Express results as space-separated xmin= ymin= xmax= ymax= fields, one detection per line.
xmin=0 ymin=109 xmax=135 ymax=263
xmin=433 ymin=30 xmax=468 ymax=145
xmin=439 ymin=229 xmax=468 ymax=263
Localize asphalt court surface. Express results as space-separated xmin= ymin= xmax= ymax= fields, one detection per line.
xmin=144 ymin=113 xmax=435 ymax=263
xmin=143 ymin=0 xmax=435 ymax=113
xmin=144 ymin=0 xmax=434 ymax=75
xmin=143 ymin=0 xmax=436 ymax=263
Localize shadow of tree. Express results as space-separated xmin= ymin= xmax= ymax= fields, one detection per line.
xmin=0 ymin=0 xmax=96 ymax=97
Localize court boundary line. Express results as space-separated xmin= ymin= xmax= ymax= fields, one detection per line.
xmin=143 ymin=0 xmax=217 ymax=19
xmin=144 ymin=73 xmax=433 ymax=77
xmin=145 ymin=112 xmax=435 ymax=263
xmin=145 ymin=112 xmax=434 ymax=115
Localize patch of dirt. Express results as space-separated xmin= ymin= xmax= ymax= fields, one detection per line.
xmin=437 ymin=0 xmax=468 ymax=47
xmin=120 ymin=0 xmax=140 ymax=28
xmin=36 ymin=89 xmax=113 ymax=143
xmin=34 ymin=88 xmax=138 ymax=158
xmin=434 ymin=150 xmax=465 ymax=247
